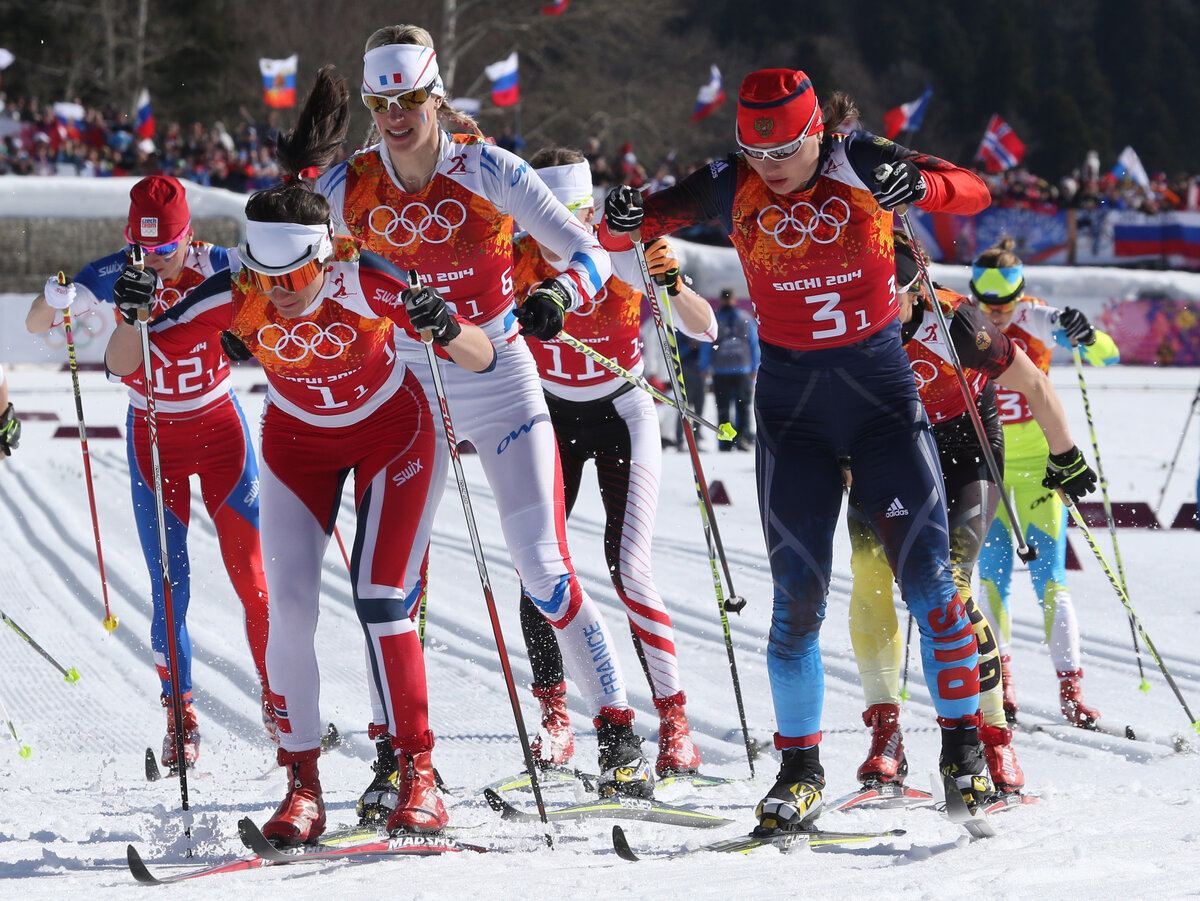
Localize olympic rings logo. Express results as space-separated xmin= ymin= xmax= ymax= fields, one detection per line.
xmin=757 ymin=197 xmax=851 ymax=249
xmin=257 ymin=321 xmax=357 ymax=363
xmin=909 ymin=358 xmax=939 ymax=390
xmin=571 ymin=285 xmax=607 ymax=318
xmin=154 ymin=287 xmax=183 ymax=316
xmin=45 ymin=308 xmax=106 ymax=350
xmin=368 ymin=199 xmax=467 ymax=247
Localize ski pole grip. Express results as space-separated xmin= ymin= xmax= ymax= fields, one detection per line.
xmin=128 ymin=245 xmax=152 ymax=324
xmin=407 ymin=269 xmax=433 ymax=345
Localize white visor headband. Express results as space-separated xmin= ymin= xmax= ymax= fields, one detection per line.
xmin=362 ymin=44 xmax=445 ymax=97
xmin=242 ymin=220 xmax=332 ymax=274
xmin=537 ymin=162 xmax=594 ymax=211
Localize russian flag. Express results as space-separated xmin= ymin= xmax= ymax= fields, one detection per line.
xmin=133 ymin=89 xmax=155 ymax=139
xmin=975 ymin=114 xmax=1026 ymax=173
xmin=541 ymin=0 xmax=570 ymax=14
xmin=1111 ymin=145 xmax=1150 ymax=189
xmin=881 ymin=85 xmax=932 ymax=140
xmin=260 ymin=55 xmax=298 ymax=109
xmin=690 ymin=65 xmax=726 ymax=122
xmin=485 ymin=52 xmax=519 ymax=107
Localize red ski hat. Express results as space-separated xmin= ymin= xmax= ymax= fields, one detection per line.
xmin=127 ymin=175 xmax=190 ymax=246
xmin=737 ymin=68 xmax=823 ymax=147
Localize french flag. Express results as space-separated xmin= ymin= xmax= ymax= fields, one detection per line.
xmin=541 ymin=0 xmax=570 ymax=14
xmin=975 ymin=114 xmax=1026 ymax=173
xmin=485 ymin=52 xmax=519 ymax=107
xmin=881 ymin=85 xmax=931 ymax=140
xmin=134 ymin=89 xmax=155 ymax=139
xmin=690 ymin=65 xmax=726 ymax=122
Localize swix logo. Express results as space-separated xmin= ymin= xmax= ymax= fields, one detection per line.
xmin=496 ymin=413 xmax=549 ymax=454
xmin=884 ymin=497 xmax=909 ymax=518
xmin=100 ymin=262 xmax=124 ymax=277
xmin=391 ymin=458 xmax=423 ymax=487
xmin=447 ymin=155 xmax=468 ymax=175
xmin=243 ymin=478 xmax=260 ymax=506
xmin=330 ymin=272 xmax=348 ymax=298
xmin=375 ymin=287 xmax=401 ymax=307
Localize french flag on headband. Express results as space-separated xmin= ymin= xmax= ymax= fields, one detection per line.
xmin=260 ymin=55 xmax=298 ymax=109
xmin=485 ymin=52 xmax=519 ymax=107
xmin=541 ymin=0 xmax=570 ymax=14
xmin=881 ymin=85 xmax=932 ymax=140
xmin=690 ymin=65 xmax=726 ymax=122
xmin=975 ymin=114 xmax=1026 ymax=173
xmin=133 ymin=89 xmax=155 ymax=139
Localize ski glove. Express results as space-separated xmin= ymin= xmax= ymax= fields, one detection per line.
xmin=220 ymin=330 xmax=254 ymax=362
xmin=44 ymin=273 xmax=77 ymax=310
xmin=872 ymin=160 xmax=928 ymax=210
xmin=518 ymin=278 xmax=572 ymax=341
xmin=1058 ymin=307 xmax=1096 ymax=346
xmin=113 ymin=265 xmax=158 ymax=325
xmin=0 ymin=403 xmax=20 ymax=457
xmin=604 ymin=185 xmax=645 ymax=234
xmin=1042 ymin=445 xmax=1097 ymax=502
xmin=405 ymin=283 xmax=461 ymax=347
xmin=645 ymin=238 xmax=689 ymax=296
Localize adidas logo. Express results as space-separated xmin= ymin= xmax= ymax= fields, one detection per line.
xmin=884 ymin=498 xmax=909 ymax=518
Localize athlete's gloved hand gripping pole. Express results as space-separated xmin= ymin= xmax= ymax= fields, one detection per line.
xmin=608 ymin=186 xmax=755 ymax=777
xmin=56 ymin=270 xmax=119 ymax=634
xmin=406 ymin=271 xmax=553 ymax=844
xmin=125 ymin=245 xmax=192 ymax=822
xmin=874 ymin=164 xmax=1036 ymax=563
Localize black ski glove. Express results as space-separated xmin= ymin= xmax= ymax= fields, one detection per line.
xmin=113 ymin=265 xmax=158 ymax=325
xmin=0 ymin=403 xmax=21 ymax=457
xmin=872 ymin=160 xmax=928 ymax=210
xmin=1058 ymin=307 xmax=1096 ymax=346
xmin=405 ymin=283 xmax=461 ymax=347
xmin=1042 ymin=445 xmax=1097 ymax=502
xmin=220 ymin=330 xmax=254 ymax=362
xmin=604 ymin=185 xmax=645 ymax=233
xmin=518 ymin=278 xmax=572 ymax=341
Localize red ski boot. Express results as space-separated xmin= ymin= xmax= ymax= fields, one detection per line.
xmin=980 ymin=723 xmax=1025 ymax=793
xmin=653 ymin=692 xmax=701 ymax=777
xmin=857 ymin=703 xmax=907 ymax=784
xmin=1000 ymin=654 xmax=1019 ymax=724
xmin=160 ymin=694 xmax=200 ymax=771
xmin=529 ymin=681 xmax=574 ymax=767
xmin=386 ymin=748 xmax=448 ymax=834
xmin=262 ymin=748 xmax=326 ymax=845
xmin=1057 ymin=669 xmax=1100 ymax=728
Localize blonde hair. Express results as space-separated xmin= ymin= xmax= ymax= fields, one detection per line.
xmin=973 ymin=236 xmax=1022 ymax=268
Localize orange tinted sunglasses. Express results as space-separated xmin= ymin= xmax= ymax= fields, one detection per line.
xmin=244 ymin=258 xmax=324 ymax=294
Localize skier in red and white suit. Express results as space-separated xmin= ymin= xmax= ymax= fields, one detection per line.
xmin=316 ymin=27 xmax=655 ymax=801
xmin=106 ymin=73 xmax=496 ymax=845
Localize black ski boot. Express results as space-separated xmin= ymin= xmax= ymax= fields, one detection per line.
xmin=357 ymin=731 xmax=400 ymax=824
xmin=755 ymin=745 xmax=825 ymax=833
xmin=939 ymin=716 xmax=992 ymax=813
xmin=594 ymin=707 xmax=654 ymax=799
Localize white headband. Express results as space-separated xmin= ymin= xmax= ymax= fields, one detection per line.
xmin=537 ymin=161 xmax=594 ymax=211
xmin=362 ymin=44 xmax=444 ymax=96
xmin=242 ymin=220 xmax=332 ymax=274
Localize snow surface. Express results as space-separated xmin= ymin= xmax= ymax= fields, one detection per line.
xmin=0 ymin=361 xmax=1198 ymax=899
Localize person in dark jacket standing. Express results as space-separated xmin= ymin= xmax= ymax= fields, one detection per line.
xmin=703 ymin=288 xmax=759 ymax=450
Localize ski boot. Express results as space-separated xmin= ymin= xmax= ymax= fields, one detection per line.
xmin=653 ymin=692 xmax=701 ymax=777
xmin=857 ymin=703 xmax=907 ymax=785
xmin=595 ymin=706 xmax=654 ymax=799
xmin=386 ymin=743 xmax=448 ymax=835
xmin=939 ymin=715 xmax=992 ymax=814
xmin=980 ymin=722 xmax=1025 ymax=794
xmin=357 ymin=725 xmax=400 ymax=824
xmin=263 ymin=747 xmax=326 ymax=845
xmin=529 ymin=681 xmax=574 ymax=767
xmin=755 ymin=743 xmax=825 ymax=833
xmin=1057 ymin=669 xmax=1100 ymax=728
xmin=1000 ymin=654 xmax=1019 ymax=725
xmin=160 ymin=694 xmax=200 ymax=772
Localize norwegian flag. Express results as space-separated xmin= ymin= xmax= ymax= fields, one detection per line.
xmin=881 ymin=85 xmax=931 ymax=140
xmin=975 ymin=114 xmax=1026 ymax=173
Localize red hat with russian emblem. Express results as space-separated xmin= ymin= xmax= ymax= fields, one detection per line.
xmin=736 ymin=68 xmax=823 ymax=147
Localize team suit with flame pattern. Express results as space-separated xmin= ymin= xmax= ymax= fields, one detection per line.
xmin=317 ymin=133 xmax=643 ymax=725
xmin=69 ymin=240 xmax=270 ymax=716
xmin=977 ymin=299 xmax=1118 ymax=690
xmin=848 ymin=286 xmax=1021 ymax=786
xmin=601 ymin=130 xmax=990 ymax=756
xmin=514 ymin=232 xmax=717 ymax=767
xmin=146 ymin=238 xmax=452 ymax=764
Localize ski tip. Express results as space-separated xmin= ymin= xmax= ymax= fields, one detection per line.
xmin=482 ymin=788 xmax=508 ymax=815
xmin=612 ymin=825 xmax=639 ymax=862
xmin=144 ymin=747 xmax=161 ymax=782
xmin=126 ymin=844 xmax=160 ymax=885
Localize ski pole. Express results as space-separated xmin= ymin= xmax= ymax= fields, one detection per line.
xmin=556 ymin=330 xmax=735 ymax=439
xmin=1153 ymin=378 xmax=1200 ymax=520
xmin=1 ymin=609 xmax=81 ymax=682
xmin=333 ymin=524 xmax=352 ymax=573
xmin=409 ymin=270 xmax=552 ymax=844
xmin=899 ymin=612 xmax=914 ymax=701
xmin=60 ymin=274 xmax=118 ymax=634
xmin=132 ymin=245 xmax=191 ymax=820
xmin=882 ymin=185 xmax=1036 ymax=563
xmin=0 ymin=690 xmax=32 ymax=758
xmin=1059 ymin=490 xmax=1200 ymax=735
xmin=631 ymin=242 xmax=755 ymax=777
xmin=1071 ymin=345 xmax=1148 ymax=690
